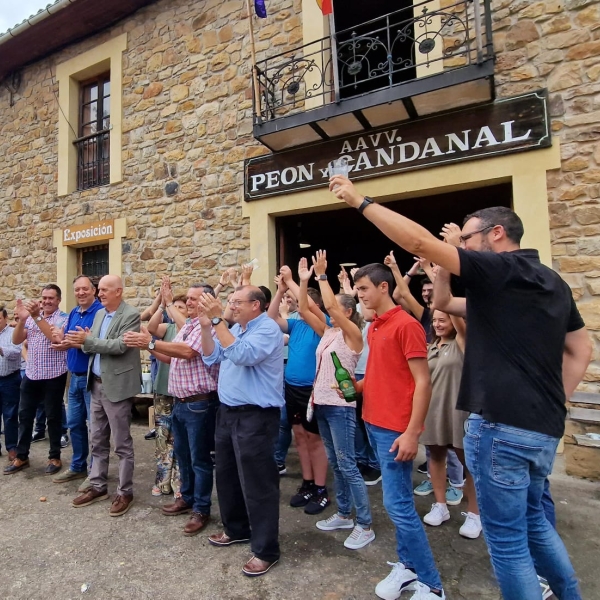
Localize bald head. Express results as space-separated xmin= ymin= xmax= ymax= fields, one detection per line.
xmin=98 ymin=275 xmax=124 ymax=311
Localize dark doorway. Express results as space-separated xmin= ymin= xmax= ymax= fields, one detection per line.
xmin=333 ymin=0 xmax=416 ymax=99
xmin=276 ymin=183 xmax=512 ymax=293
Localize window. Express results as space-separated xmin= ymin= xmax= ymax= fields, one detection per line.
xmin=78 ymin=245 xmax=109 ymax=280
xmin=75 ymin=73 xmax=111 ymax=191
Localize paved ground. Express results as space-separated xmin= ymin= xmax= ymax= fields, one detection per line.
xmin=1 ymin=416 xmax=599 ymax=600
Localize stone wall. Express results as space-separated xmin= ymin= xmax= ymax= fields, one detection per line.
xmin=492 ymin=0 xmax=600 ymax=392
xmin=0 ymin=0 xmax=301 ymax=306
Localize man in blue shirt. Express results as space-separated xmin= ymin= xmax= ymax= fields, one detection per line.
xmin=199 ymin=285 xmax=284 ymax=578
xmin=51 ymin=276 xmax=103 ymax=483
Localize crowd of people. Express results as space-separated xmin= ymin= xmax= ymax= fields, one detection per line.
xmin=0 ymin=176 xmax=591 ymax=599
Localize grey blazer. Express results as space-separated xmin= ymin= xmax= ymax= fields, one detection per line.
xmin=83 ymin=301 xmax=142 ymax=402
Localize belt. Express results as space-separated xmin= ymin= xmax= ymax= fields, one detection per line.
xmin=72 ymin=371 xmax=87 ymax=377
xmin=93 ymin=375 xmax=103 ymax=384
xmin=223 ymin=404 xmax=278 ymax=412
xmin=176 ymin=391 xmax=217 ymax=403
xmin=0 ymin=370 xmax=20 ymax=379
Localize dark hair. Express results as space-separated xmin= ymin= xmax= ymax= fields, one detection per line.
xmin=190 ymin=283 xmax=216 ymax=298
xmin=173 ymin=294 xmax=186 ymax=304
xmin=0 ymin=304 xmax=7 ymax=319
xmin=421 ymin=277 xmax=432 ymax=288
xmin=353 ymin=263 xmax=396 ymax=297
xmin=463 ymin=206 xmax=524 ymax=244
xmin=336 ymin=294 xmax=365 ymax=330
xmin=236 ymin=286 xmax=267 ymax=312
xmin=307 ymin=287 xmax=324 ymax=309
xmin=430 ymin=309 xmax=457 ymax=347
xmin=43 ymin=284 xmax=62 ymax=299
xmin=72 ymin=275 xmax=96 ymax=288
xmin=258 ymin=285 xmax=272 ymax=305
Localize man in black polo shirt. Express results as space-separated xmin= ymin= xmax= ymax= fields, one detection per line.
xmin=331 ymin=175 xmax=591 ymax=600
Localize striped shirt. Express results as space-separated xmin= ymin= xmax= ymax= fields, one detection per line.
xmin=24 ymin=310 xmax=68 ymax=380
xmin=168 ymin=318 xmax=219 ymax=398
xmin=0 ymin=325 xmax=22 ymax=377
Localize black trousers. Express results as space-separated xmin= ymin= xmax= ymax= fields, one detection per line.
xmin=215 ymin=404 xmax=281 ymax=562
xmin=17 ymin=373 xmax=68 ymax=461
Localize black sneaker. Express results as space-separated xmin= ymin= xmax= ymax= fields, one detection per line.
xmin=304 ymin=490 xmax=330 ymax=515
xmin=32 ymin=431 xmax=46 ymax=443
xmin=277 ymin=463 xmax=287 ymax=476
xmin=362 ymin=466 xmax=382 ymax=486
xmin=417 ymin=461 xmax=428 ymax=475
xmin=144 ymin=429 xmax=156 ymax=440
xmin=290 ymin=483 xmax=315 ymax=507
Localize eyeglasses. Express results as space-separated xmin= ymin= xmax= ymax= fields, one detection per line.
xmin=459 ymin=225 xmax=495 ymax=243
xmin=227 ymin=300 xmax=256 ymax=307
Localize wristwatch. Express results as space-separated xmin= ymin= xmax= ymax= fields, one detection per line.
xmin=357 ymin=196 xmax=374 ymax=214
xmin=317 ymin=274 xmax=327 ymax=281
xmin=211 ymin=317 xmax=223 ymax=326
xmin=148 ymin=340 xmax=156 ymax=351
xmin=35 ymin=316 xmax=43 ymax=322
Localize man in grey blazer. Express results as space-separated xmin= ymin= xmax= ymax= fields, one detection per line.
xmin=66 ymin=275 xmax=141 ymax=517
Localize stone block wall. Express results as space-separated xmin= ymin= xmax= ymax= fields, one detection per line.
xmin=0 ymin=0 xmax=301 ymax=307
xmin=492 ymin=0 xmax=600 ymax=392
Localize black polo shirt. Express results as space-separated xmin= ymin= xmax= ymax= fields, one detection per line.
xmin=456 ymin=248 xmax=584 ymax=438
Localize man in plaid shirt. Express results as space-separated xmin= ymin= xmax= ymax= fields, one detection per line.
xmin=124 ymin=283 xmax=219 ymax=536
xmin=5 ymin=285 xmax=68 ymax=475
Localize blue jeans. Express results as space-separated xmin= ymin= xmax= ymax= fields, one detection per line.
xmin=354 ymin=374 xmax=380 ymax=470
xmin=464 ymin=415 xmax=581 ymax=600
xmin=67 ymin=373 xmax=92 ymax=472
xmin=366 ymin=423 xmax=442 ymax=591
xmin=172 ymin=398 xmax=217 ymax=515
xmin=0 ymin=370 xmax=21 ymax=452
xmin=316 ymin=405 xmax=372 ymax=527
xmin=274 ymin=404 xmax=292 ymax=465
xmin=424 ymin=446 xmax=464 ymax=487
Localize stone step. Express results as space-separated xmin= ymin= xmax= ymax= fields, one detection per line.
xmin=569 ymin=407 xmax=600 ymax=424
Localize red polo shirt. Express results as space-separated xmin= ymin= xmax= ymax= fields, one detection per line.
xmin=363 ymin=306 xmax=427 ymax=433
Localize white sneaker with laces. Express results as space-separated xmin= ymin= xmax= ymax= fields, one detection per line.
xmin=316 ymin=513 xmax=355 ymax=531
xmin=409 ymin=582 xmax=446 ymax=599
xmin=459 ymin=512 xmax=482 ymax=539
xmin=423 ymin=503 xmax=450 ymax=526
xmin=343 ymin=525 xmax=375 ymax=549
xmin=375 ymin=561 xmax=418 ymax=600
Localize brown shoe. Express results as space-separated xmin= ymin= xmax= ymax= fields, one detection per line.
xmin=45 ymin=459 xmax=62 ymax=475
xmin=7 ymin=449 xmax=16 ymax=462
xmin=183 ymin=512 xmax=210 ymax=536
xmin=208 ymin=531 xmax=250 ymax=547
xmin=162 ymin=497 xmax=192 ymax=516
xmin=3 ymin=458 xmax=30 ymax=475
xmin=242 ymin=555 xmax=279 ymax=577
xmin=109 ymin=494 xmax=134 ymax=517
xmin=72 ymin=487 xmax=109 ymax=508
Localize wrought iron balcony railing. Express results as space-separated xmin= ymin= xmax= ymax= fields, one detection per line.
xmin=254 ymin=0 xmax=493 ymax=124
xmin=74 ymin=129 xmax=110 ymax=191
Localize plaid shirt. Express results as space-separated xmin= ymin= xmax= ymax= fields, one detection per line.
xmin=24 ymin=309 xmax=68 ymax=381
xmin=0 ymin=325 xmax=22 ymax=377
xmin=168 ymin=318 xmax=219 ymax=398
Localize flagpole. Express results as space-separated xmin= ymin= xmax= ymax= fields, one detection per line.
xmin=245 ymin=0 xmax=262 ymax=123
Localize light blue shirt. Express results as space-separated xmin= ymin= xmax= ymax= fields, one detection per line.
xmin=92 ymin=312 xmax=114 ymax=376
xmin=203 ymin=312 xmax=284 ymax=408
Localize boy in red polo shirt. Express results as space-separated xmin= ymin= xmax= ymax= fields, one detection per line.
xmin=353 ymin=263 xmax=445 ymax=600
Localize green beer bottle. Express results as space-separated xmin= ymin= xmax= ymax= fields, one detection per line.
xmin=331 ymin=351 xmax=357 ymax=401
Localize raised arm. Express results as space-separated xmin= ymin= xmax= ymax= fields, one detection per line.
xmin=147 ymin=305 xmax=168 ymax=338
xmin=280 ymin=265 xmax=327 ymax=324
xmin=141 ymin=290 xmax=162 ymax=322
xmin=266 ymin=275 xmax=289 ymax=333
xmin=12 ymin=300 xmax=30 ymax=345
xmin=313 ymin=250 xmax=362 ymax=353
xmin=330 ymin=177 xmax=461 ymax=275
xmin=160 ymin=278 xmax=186 ymax=330
xmin=385 ymin=251 xmax=424 ymax=319
xmin=297 ymin=258 xmax=328 ymax=337
xmin=431 ymin=267 xmax=466 ymax=318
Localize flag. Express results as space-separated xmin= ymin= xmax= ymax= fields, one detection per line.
xmin=316 ymin=0 xmax=333 ymax=15
xmin=255 ymin=0 xmax=267 ymax=18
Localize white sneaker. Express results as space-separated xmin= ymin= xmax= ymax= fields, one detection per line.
xmin=423 ymin=503 xmax=450 ymax=526
xmin=537 ymin=575 xmax=553 ymax=600
xmin=409 ymin=581 xmax=446 ymax=599
xmin=459 ymin=512 xmax=482 ymax=539
xmin=375 ymin=561 xmax=418 ymax=600
xmin=316 ymin=513 xmax=355 ymax=531
xmin=344 ymin=525 xmax=375 ymax=549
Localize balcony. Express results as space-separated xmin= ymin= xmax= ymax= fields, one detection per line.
xmin=253 ymin=0 xmax=495 ymax=151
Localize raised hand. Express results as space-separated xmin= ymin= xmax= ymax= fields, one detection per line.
xmin=241 ymin=262 xmax=254 ymax=285
xmin=338 ymin=266 xmax=348 ymax=285
xmin=279 ymin=297 xmax=290 ymax=318
xmin=350 ymin=267 xmax=359 ymax=280
xmin=15 ymin=298 xmax=31 ymax=322
xmin=199 ymin=292 xmax=223 ymax=319
xmin=279 ymin=265 xmax=293 ymax=283
xmin=219 ymin=269 xmax=231 ymax=289
xmin=312 ymin=249 xmax=327 ymax=277
xmin=298 ymin=257 xmax=314 ymax=282
xmin=274 ymin=274 xmax=288 ymax=293
xmin=161 ymin=276 xmax=173 ymax=305
xmin=440 ymin=222 xmax=462 ymax=247
xmin=384 ymin=250 xmax=398 ymax=269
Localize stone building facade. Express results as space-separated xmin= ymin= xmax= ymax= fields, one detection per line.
xmin=1 ymin=0 xmax=600 ymax=472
